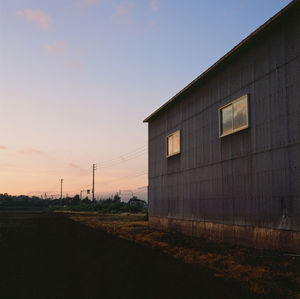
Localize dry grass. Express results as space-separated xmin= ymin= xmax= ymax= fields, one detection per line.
xmin=63 ymin=211 xmax=299 ymax=298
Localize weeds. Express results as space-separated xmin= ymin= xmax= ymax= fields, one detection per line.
xmin=66 ymin=212 xmax=299 ymax=298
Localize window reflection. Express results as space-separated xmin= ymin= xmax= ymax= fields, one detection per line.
xmin=167 ymin=130 xmax=180 ymax=157
xmin=222 ymin=105 xmax=233 ymax=135
xmin=233 ymin=97 xmax=247 ymax=130
xmin=173 ymin=131 xmax=180 ymax=153
xmin=220 ymin=95 xmax=248 ymax=137
xmin=168 ymin=135 xmax=173 ymax=155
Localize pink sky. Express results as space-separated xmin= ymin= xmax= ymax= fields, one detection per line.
xmin=0 ymin=0 xmax=288 ymax=200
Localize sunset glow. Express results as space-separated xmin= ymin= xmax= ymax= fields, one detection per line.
xmin=0 ymin=0 xmax=289 ymax=199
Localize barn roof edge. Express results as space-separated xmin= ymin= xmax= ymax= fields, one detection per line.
xmin=143 ymin=0 xmax=298 ymax=123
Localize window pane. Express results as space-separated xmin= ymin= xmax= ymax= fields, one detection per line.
xmin=233 ymin=97 xmax=247 ymax=130
xmin=173 ymin=131 xmax=180 ymax=153
xmin=222 ymin=105 xmax=233 ymax=135
xmin=168 ymin=135 xmax=173 ymax=156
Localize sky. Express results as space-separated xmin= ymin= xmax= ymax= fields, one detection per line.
xmin=0 ymin=0 xmax=291 ymax=200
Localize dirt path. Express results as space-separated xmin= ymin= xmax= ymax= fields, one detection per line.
xmin=0 ymin=212 xmax=263 ymax=299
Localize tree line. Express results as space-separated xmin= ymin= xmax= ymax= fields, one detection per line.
xmin=0 ymin=193 xmax=148 ymax=213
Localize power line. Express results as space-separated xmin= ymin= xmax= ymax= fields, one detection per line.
xmin=98 ymin=149 xmax=147 ymax=168
xmin=98 ymin=145 xmax=147 ymax=166
xmin=98 ymin=150 xmax=147 ymax=169
xmin=131 ymin=185 xmax=148 ymax=195
xmin=99 ymin=171 xmax=147 ymax=185
xmin=100 ymin=149 xmax=146 ymax=163
xmin=136 ymin=185 xmax=148 ymax=190
xmin=97 ymin=146 xmax=147 ymax=169
xmin=74 ymin=146 xmax=148 ymax=197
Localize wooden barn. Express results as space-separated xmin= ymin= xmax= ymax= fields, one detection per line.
xmin=144 ymin=1 xmax=300 ymax=252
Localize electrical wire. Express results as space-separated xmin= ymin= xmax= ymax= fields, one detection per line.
xmin=98 ymin=148 xmax=147 ymax=168
xmin=99 ymin=171 xmax=147 ymax=184
xmin=98 ymin=145 xmax=147 ymax=168
xmin=98 ymin=150 xmax=147 ymax=169
xmin=98 ymin=145 xmax=147 ymax=164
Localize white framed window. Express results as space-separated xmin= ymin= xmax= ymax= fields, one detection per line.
xmin=166 ymin=130 xmax=180 ymax=157
xmin=219 ymin=94 xmax=249 ymax=137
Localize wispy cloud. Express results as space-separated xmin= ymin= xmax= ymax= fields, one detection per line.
xmin=68 ymin=163 xmax=90 ymax=175
xmin=69 ymin=163 xmax=81 ymax=169
xmin=46 ymin=41 xmax=84 ymax=69
xmin=16 ymin=9 xmax=52 ymax=31
xmin=115 ymin=2 xmax=134 ymax=16
xmin=65 ymin=59 xmax=83 ymax=69
xmin=46 ymin=40 xmax=68 ymax=56
xmin=150 ymin=20 xmax=159 ymax=30
xmin=17 ymin=148 xmax=44 ymax=155
xmin=0 ymin=145 xmax=7 ymax=150
xmin=150 ymin=0 xmax=158 ymax=11
xmin=79 ymin=0 xmax=100 ymax=5
xmin=113 ymin=1 xmax=135 ymax=26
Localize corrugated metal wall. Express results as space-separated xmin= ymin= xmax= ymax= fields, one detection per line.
xmin=148 ymin=5 xmax=300 ymax=232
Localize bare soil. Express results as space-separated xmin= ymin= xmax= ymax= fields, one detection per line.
xmin=0 ymin=211 xmax=298 ymax=299
xmin=66 ymin=212 xmax=300 ymax=298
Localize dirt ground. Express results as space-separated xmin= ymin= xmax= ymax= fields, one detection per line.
xmin=0 ymin=211 xmax=298 ymax=299
xmin=65 ymin=211 xmax=300 ymax=298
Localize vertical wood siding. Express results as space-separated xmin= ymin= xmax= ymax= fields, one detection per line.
xmin=148 ymin=7 xmax=300 ymax=232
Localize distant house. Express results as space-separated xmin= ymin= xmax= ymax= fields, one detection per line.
xmin=128 ymin=197 xmax=148 ymax=209
xmin=144 ymin=1 xmax=300 ymax=251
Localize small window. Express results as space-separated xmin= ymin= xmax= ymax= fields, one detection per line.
xmin=166 ymin=130 xmax=180 ymax=157
xmin=219 ymin=95 xmax=249 ymax=137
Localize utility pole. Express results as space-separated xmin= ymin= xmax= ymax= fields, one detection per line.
xmin=92 ymin=164 xmax=96 ymax=203
xmin=60 ymin=178 xmax=64 ymax=199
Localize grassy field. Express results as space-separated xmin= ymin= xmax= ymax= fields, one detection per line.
xmin=65 ymin=211 xmax=300 ymax=298
xmin=0 ymin=211 xmax=298 ymax=298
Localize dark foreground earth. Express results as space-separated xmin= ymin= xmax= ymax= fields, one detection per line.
xmin=0 ymin=212 xmax=266 ymax=299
